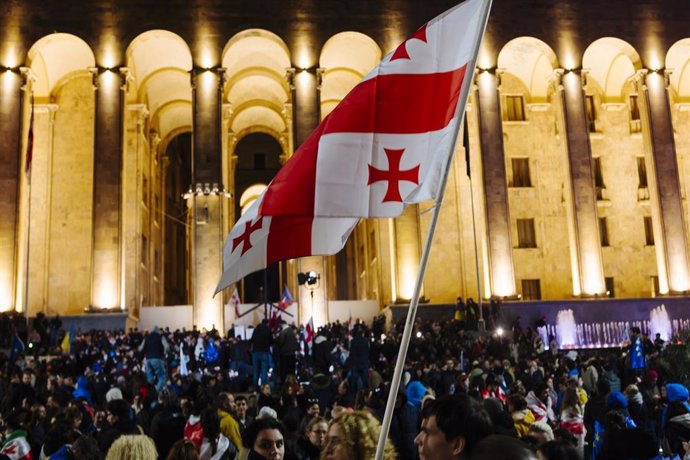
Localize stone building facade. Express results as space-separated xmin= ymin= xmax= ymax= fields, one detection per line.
xmin=1 ymin=0 xmax=690 ymax=329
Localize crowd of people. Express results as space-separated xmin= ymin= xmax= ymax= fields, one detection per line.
xmin=0 ymin=309 xmax=689 ymax=460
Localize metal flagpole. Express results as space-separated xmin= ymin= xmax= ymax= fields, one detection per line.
xmin=374 ymin=1 xmax=492 ymax=458
xmin=22 ymin=92 xmax=35 ymax=325
xmin=466 ymin=116 xmax=485 ymax=331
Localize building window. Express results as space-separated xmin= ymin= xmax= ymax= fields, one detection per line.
xmin=504 ymin=95 xmax=526 ymax=121
xmin=517 ymin=218 xmax=537 ymax=248
xmin=605 ymin=277 xmax=615 ymax=297
xmin=521 ymin=279 xmax=541 ymax=300
xmin=510 ymin=158 xmax=532 ymax=187
xmin=585 ymin=95 xmax=597 ymax=132
xmin=599 ymin=217 xmax=610 ymax=247
xmin=637 ymin=157 xmax=648 ymax=189
xmin=629 ymin=95 xmax=642 ymax=133
xmin=593 ymin=157 xmax=605 ymax=199
xmin=141 ymin=235 xmax=148 ymax=267
xmin=644 ymin=216 xmax=654 ymax=246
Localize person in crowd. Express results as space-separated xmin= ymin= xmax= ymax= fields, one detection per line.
xmin=508 ymin=393 xmax=535 ymax=438
xmin=661 ymin=383 xmax=690 ymax=458
xmin=558 ymin=387 xmax=584 ymax=450
xmin=470 ymin=435 xmax=538 ymax=460
xmin=277 ymin=322 xmax=299 ymax=383
xmin=166 ymin=439 xmax=200 ymax=460
xmin=293 ymin=416 xmax=326 ymax=460
xmin=0 ymin=411 xmax=32 ymax=460
xmin=99 ymin=399 xmax=143 ymax=454
xmin=526 ymin=421 xmax=554 ymax=447
xmin=235 ymin=395 xmax=254 ymax=436
xmin=482 ymin=398 xmax=517 ymax=438
xmin=348 ymin=327 xmax=370 ymax=393
xmin=584 ymin=377 xmax=610 ymax=459
xmin=216 ymin=393 xmax=242 ymax=451
xmin=150 ymin=389 xmax=186 ymax=460
xmin=624 ymin=384 xmax=650 ymax=433
xmin=199 ymin=407 xmax=237 ymax=460
xmin=414 ymin=394 xmax=493 ymax=460
xmin=138 ymin=326 xmax=170 ymax=394
xmin=526 ymin=384 xmax=555 ymax=424
xmin=184 ymin=396 xmax=208 ymax=450
xmin=71 ymin=435 xmax=104 ymax=460
xmin=242 ymin=416 xmax=287 ymax=460
xmin=536 ymin=440 xmax=580 ymax=460
xmin=596 ymin=409 xmax=657 ymax=460
xmin=323 ymin=410 xmax=397 ymax=460
xmin=105 ymin=434 xmax=157 ymax=460
xmin=251 ymin=320 xmax=273 ymax=389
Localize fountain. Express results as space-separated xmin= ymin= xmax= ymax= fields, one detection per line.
xmin=650 ymin=304 xmax=672 ymax=341
xmin=556 ymin=309 xmax=577 ymax=349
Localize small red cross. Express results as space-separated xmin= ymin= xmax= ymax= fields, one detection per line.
xmin=368 ymin=148 xmax=420 ymax=203
xmin=232 ymin=217 xmax=263 ymax=255
xmin=390 ymin=24 xmax=428 ymax=61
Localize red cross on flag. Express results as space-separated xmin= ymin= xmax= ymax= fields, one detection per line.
xmin=305 ymin=316 xmax=315 ymax=352
xmin=215 ymin=192 xmax=358 ymax=294
xmin=259 ymin=0 xmax=490 ymax=218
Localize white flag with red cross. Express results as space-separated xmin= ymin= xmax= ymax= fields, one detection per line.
xmin=214 ymin=192 xmax=358 ymax=294
xmin=305 ymin=316 xmax=315 ymax=352
xmin=229 ymin=287 xmax=241 ymax=318
xmin=259 ymin=0 xmax=489 ymax=218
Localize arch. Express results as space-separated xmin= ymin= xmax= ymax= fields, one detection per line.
xmin=26 ymin=33 xmax=96 ymax=99
xmin=667 ymin=39 xmax=690 ymax=99
xmin=497 ymin=37 xmax=558 ymax=101
xmin=222 ymin=29 xmax=291 ymax=82
xmin=320 ymin=32 xmax=382 ymax=77
xmin=125 ymin=30 xmax=193 ymax=92
xmin=230 ymin=106 xmax=286 ymax=135
xmin=239 ymin=183 xmax=268 ymax=215
xmin=583 ymin=38 xmax=641 ymax=101
xmin=227 ymin=75 xmax=288 ymax=108
xmin=319 ymin=32 xmax=381 ymax=119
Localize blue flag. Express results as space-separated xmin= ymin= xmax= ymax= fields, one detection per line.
xmin=10 ymin=333 xmax=25 ymax=360
xmin=592 ymin=419 xmax=604 ymax=460
xmin=205 ymin=340 xmax=219 ymax=363
xmin=630 ymin=337 xmax=646 ymax=369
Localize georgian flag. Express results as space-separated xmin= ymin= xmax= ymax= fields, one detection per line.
xmin=229 ymin=287 xmax=241 ymax=318
xmin=305 ymin=317 xmax=315 ymax=352
xmin=215 ymin=192 xmax=358 ymax=293
xmin=259 ymin=0 xmax=490 ymax=218
xmin=0 ymin=431 xmax=32 ymax=460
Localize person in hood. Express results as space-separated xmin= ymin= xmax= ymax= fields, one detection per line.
xmin=526 ymin=383 xmax=556 ymax=424
xmin=661 ymin=383 xmax=690 ymax=458
xmin=199 ymin=408 xmax=236 ymax=460
xmin=98 ymin=399 xmax=142 ymax=454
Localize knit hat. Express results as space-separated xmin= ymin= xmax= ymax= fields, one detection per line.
xmin=645 ymin=369 xmax=659 ymax=380
xmin=106 ymin=387 xmax=123 ymax=402
xmin=607 ymin=391 xmax=628 ymax=410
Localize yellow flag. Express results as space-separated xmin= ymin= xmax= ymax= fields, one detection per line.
xmin=60 ymin=331 xmax=70 ymax=353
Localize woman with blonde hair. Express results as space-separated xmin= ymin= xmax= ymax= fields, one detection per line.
xmin=322 ymin=410 xmax=397 ymax=460
xmin=105 ymin=434 xmax=158 ymax=460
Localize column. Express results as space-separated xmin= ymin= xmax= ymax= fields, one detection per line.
xmin=475 ymin=71 xmax=517 ymax=297
xmin=394 ymin=206 xmax=422 ymax=301
xmin=293 ymin=66 xmax=327 ymax=325
xmin=638 ymin=70 xmax=690 ymax=293
xmin=190 ymin=68 xmax=225 ymax=333
xmin=556 ymin=69 xmax=606 ymax=296
xmin=90 ymin=67 xmax=125 ymax=309
xmin=0 ymin=70 xmax=23 ymax=311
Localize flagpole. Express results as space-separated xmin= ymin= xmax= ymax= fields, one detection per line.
xmin=22 ymin=92 xmax=35 ymax=326
xmin=374 ymin=2 xmax=492 ymax=459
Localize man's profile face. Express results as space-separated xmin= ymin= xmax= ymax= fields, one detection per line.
xmin=414 ymin=415 xmax=463 ymax=460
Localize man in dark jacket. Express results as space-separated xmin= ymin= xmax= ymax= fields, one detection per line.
xmin=584 ymin=377 xmax=610 ymax=459
xmin=138 ymin=326 xmax=169 ymax=393
xmin=349 ymin=327 xmax=370 ymax=392
xmin=149 ymin=389 xmax=186 ymax=459
xmin=251 ymin=319 xmax=272 ymax=388
xmin=277 ymin=321 xmax=299 ymax=382
xmin=312 ymin=330 xmax=334 ymax=374
xmin=98 ymin=399 xmax=141 ymax=454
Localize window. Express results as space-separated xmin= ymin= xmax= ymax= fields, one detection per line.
xmin=637 ymin=157 xmax=648 ymax=189
xmin=629 ymin=95 xmax=641 ymax=133
xmin=510 ymin=158 xmax=532 ymax=187
xmin=605 ymin=277 xmax=615 ymax=298
xmin=504 ymin=95 xmax=526 ymax=121
xmin=141 ymin=235 xmax=148 ymax=266
xmin=521 ymin=279 xmax=541 ymax=300
xmin=599 ymin=217 xmax=610 ymax=247
xmin=593 ymin=157 xmax=605 ymax=199
xmin=517 ymin=219 xmax=537 ymax=248
xmin=644 ymin=216 xmax=654 ymax=246
xmin=254 ymin=153 xmax=266 ymax=170
xmin=585 ymin=95 xmax=597 ymax=132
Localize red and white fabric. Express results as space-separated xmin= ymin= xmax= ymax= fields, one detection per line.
xmin=1 ymin=431 xmax=32 ymax=460
xmin=259 ymin=0 xmax=488 ymax=218
xmin=229 ymin=287 xmax=241 ymax=318
xmin=215 ymin=192 xmax=358 ymax=293
xmin=305 ymin=317 xmax=315 ymax=352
